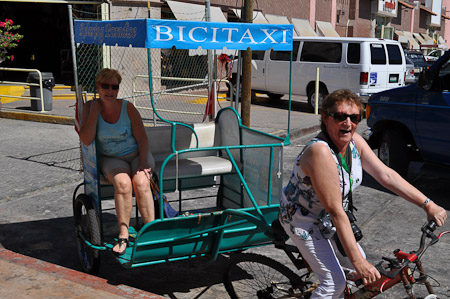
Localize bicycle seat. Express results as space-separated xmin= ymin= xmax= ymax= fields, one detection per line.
xmin=271 ymin=219 xmax=289 ymax=247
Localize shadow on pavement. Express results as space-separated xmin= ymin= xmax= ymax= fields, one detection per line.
xmin=0 ymin=215 xmax=232 ymax=296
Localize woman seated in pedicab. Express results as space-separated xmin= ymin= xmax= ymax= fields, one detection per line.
xmin=79 ymin=68 xmax=155 ymax=256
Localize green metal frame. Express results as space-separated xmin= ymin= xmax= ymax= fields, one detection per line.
xmin=74 ymin=20 xmax=295 ymax=270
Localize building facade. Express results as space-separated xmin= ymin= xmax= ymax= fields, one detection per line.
xmin=0 ymin=0 xmax=448 ymax=85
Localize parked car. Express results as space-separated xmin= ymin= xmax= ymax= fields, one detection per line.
xmin=424 ymin=49 xmax=444 ymax=63
xmin=230 ymin=37 xmax=406 ymax=111
xmin=364 ymin=50 xmax=450 ymax=178
xmin=403 ymin=50 xmax=429 ymax=80
xmin=405 ymin=56 xmax=415 ymax=84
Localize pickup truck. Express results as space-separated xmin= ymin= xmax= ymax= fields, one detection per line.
xmin=364 ymin=50 xmax=450 ymax=178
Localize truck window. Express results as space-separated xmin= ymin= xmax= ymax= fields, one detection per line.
xmin=370 ymin=44 xmax=386 ymax=65
xmin=252 ymin=51 xmax=265 ymax=60
xmin=347 ymin=43 xmax=360 ymax=64
xmin=269 ymin=41 xmax=300 ymax=61
xmin=386 ymin=44 xmax=402 ymax=65
xmin=300 ymin=42 xmax=342 ymax=63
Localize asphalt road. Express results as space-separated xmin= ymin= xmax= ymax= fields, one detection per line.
xmin=0 ymin=118 xmax=449 ymax=298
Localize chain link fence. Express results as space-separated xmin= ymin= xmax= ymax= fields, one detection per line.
xmin=73 ymin=6 xmax=233 ymax=126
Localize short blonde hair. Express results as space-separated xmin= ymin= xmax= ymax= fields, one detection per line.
xmin=320 ymin=89 xmax=363 ymax=132
xmin=95 ymin=68 xmax=122 ymax=87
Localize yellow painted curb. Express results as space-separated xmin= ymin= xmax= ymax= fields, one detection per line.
xmin=0 ymin=110 xmax=74 ymax=125
xmin=0 ymin=86 xmax=26 ymax=103
xmin=189 ymin=94 xmax=228 ymax=104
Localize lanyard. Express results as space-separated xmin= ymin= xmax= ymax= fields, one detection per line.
xmin=338 ymin=147 xmax=353 ymax=190
xmin=319 ymin=132 xmax=354 ymax=212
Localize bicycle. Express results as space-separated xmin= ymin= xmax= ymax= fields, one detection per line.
xmin=224 ymin=220 xmax=449 ymax=299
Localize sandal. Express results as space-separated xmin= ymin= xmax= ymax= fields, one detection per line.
xmin=113 ymin=238 xmax=128 ymax=256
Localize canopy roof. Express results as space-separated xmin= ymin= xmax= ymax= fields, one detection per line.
xmin=74 ymin=18 xmax=293 ymax=51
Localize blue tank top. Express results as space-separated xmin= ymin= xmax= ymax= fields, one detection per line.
xmin=97 ymin=100 xmax=138 ymax=157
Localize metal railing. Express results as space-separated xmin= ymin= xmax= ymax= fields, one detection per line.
xmin=0 ymin=67 xmax=46 ymax=112
xmin=129 ymin=75 xmax=231 ymax=115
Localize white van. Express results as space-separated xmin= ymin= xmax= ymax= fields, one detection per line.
xmin=231 ymin=37 xmax=406 ymax=110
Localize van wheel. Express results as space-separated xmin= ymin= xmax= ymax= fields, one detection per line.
xmin=226 ymin=78 xmax=234 ymax=101
xmin=307 ymin=87 xmax=327 ymax=112
xmin=378 ymin=129 xmax=409 ymax=178
xmin=267 ymin=93 xmax=283 ymax=101
xmin=228 ymin=77 xmax=256 ymax=102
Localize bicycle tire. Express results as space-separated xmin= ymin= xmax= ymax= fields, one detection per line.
xmin=74 ymin=194 xmax=101 ymax=275
xmin=224 ymin=252 xmax=316 ymax=299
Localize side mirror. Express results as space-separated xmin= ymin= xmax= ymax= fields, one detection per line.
xmin=417 ymin=69 xmax=432 ymax=90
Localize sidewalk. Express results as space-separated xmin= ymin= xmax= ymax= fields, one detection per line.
xmin=0 ymin=248 xmax=163 ymax=299
xmin=0 ymin=94 xmax=322 ymax=138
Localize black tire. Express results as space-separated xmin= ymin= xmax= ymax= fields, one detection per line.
xmin=228 ymin=76 xmax=256 ymax=102
xmin=227 ymin=76 xmax=240 ymax=101
xmin=74 ymin=194 xmax=101 ymax=275
xmin=307 ymin=86 xmax=327 ymax=112
xmin=378 ymin=129 xmax=409 ymax=178
xmin=224 ymin=253 xmax=315 ymax=299
xmin=267 ymin=93 xmax=283 ymax=101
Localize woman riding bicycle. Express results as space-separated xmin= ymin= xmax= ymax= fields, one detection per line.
xmin=279 ymin=89 xmax=447 ymax=298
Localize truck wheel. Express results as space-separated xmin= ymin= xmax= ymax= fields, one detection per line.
xmin=307 ymin=86 xmax=327 ymax=112
xmin=378 ymin=130 xmax=409 ymax=177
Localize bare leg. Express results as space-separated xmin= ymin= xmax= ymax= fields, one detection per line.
xmin=108 ymin=170 xmax=133 ymax=254
xmin=132 ymin=170 xmax=155 ymax=224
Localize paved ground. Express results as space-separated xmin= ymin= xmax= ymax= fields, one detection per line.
xmin=0 ymin=95 xmax=449 ymax=298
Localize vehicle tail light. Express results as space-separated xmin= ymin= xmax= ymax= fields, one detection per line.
xmin=404 ymin=72 xmax=406 ymax=82
xmin=409 ymin=69 xmax=415 ymax=75
xmin=360 ymin=72 xmax=368 ymax=85
xmin=365 ymin=104 xmax=371 ymax=119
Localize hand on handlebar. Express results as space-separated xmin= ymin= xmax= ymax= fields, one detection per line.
xmin=424 ymin=201 xmax=447 ymax=227
xmin=354 ymin=259 xmax=381 ymax=286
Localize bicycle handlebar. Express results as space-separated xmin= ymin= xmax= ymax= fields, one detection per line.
xmin=375 ymin=221 xmax=438 ymax=280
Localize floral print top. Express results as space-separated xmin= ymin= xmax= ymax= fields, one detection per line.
xmin=279 ymin=138 xmax=362 ymax=240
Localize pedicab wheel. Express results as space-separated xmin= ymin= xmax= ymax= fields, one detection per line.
xmin=74 ymin=193 xmax=101 ymax=275
xmin=224 ymin=253 xmax=314 ymax=299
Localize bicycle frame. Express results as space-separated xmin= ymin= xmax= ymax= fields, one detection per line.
xmin=344 ymin=222 xmax=449 ymax=299
xmin=270 ymin=220 xmax=449 ymax=299
xmin=344 ymin=255 xmax=425 ymax=298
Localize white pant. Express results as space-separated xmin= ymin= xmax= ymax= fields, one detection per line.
xmin=281 ymin=221 xmax=366 ymax=299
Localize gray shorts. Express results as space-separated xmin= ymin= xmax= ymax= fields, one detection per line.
xmin=99 ymin=150 xmax=155 ymax=178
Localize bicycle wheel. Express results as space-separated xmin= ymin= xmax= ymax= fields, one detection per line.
xmin=224 ymin=252 xmax=316 ymax=299
xmin=74 ymin=194 xmax=101 ymax=275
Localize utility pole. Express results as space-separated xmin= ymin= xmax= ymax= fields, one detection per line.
xmin=241 ymin=0 xmax=253 ymax=127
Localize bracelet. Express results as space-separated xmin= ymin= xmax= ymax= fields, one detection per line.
xmin=421 ymin=198 xmax=431 ymax=209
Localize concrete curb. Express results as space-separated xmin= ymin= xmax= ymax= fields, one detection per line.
xmin=0 ymin=248 xmax=163 ymax=299
xmin=286 ymin=125 xmax=320 ymax=140
xmin=0 ymin=110 xmax=74 ymax=125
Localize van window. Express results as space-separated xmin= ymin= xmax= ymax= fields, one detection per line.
xmin=300 ymin=42 xmax=342 ymax=63
xmin=270 ymin=41 xmax=300 ymax=61
xmin=386 ymin=44 xmax=402 ymax=65
xmin=347 ymin=43 xmax=360 ymax=64
xmin=370 ymin=44 xmax=386 ymax=65
xmin=252 ymin=51 xmax=265 ymax=60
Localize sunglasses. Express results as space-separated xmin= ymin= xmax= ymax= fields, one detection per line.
xmin=100 ymin=83 xmax=120 ymax=90
xmin=329 ymin=112 xmax=362 ymax=124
